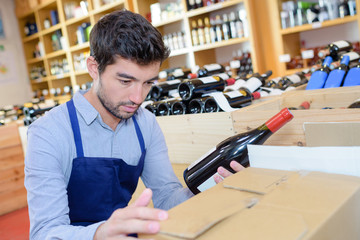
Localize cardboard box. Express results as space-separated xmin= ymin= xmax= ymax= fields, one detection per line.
xmin=140 ymin=168 xmax=360 ymax=239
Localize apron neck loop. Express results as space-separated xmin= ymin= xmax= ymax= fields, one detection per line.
xmin=67 ymin=99 xmax=85 ymax=158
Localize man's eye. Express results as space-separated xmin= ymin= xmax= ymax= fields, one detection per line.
xmin=119 ymin=80 xmax=131 ymax=85
xmin=146 ymin=81 xmax=156 ymax=86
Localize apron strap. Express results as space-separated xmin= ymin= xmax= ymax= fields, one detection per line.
xmin=67 ymin=99 xmax=84 ymax=158
xmin=132 ymin=116 xmax=145 ymax=153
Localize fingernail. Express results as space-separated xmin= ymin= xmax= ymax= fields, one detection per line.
xmin=148 ymin=222 xmax=160 ymax=233
xmin=217 ymin=167 xmax=223 ymax=174
xmin=158 ymin=211 xmax=168 ymax=220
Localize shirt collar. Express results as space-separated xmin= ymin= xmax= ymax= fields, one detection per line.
xmin=73 ymin=90 xmax=99 ymax=126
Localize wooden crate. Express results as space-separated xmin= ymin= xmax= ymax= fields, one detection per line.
xmin=157 ymin=86 xmax=360 ymax=166
xmin=0 ymin=123 xmax=27 ymax=216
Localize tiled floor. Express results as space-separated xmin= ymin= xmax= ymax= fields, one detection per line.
xmin=0 ymin=207 xmax=29 ymax=240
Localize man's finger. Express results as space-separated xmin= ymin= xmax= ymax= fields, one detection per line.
xmin=130 ymin=188 xmax=153 ymax=208
xmin=230 ymin=161 xmax=245 ymax=172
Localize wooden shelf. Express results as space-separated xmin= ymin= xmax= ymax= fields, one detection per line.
xmin=91 ymin=0 xmax=126 ymax=15
xmin=169 ymin=48 xmax=190 ymax=57
xmin=65 ymin=15 xmax=90 ymax=26
xmin=280 ymin=15 xmax=358 ymax=35
xmin=186 ymin=0 xmax=244 ymax=18
xmin=22 ymin=33 xmax=40 ymax=43
xmin=46 ymin=50 xmax=66 ymax=59
xmin=153 ymin=15 xmax=184 ymax=28
xmin=74 ymin=70 xmax=89 ymax=76
xmin=192 ymin=37 xmax=249 ymax=52
xmin=70 ymin=42 xmax=90 ymax=52
xmin=47 ymin=73 xmax=71 ymax=81
xmin=41 ymin=24 xmax=62 ymax=36
xmin=27 ymin=57 xmax=45 ymax=64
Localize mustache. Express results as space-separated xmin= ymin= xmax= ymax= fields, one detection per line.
xmin=116 ymin=101 xmax=139 ymax=107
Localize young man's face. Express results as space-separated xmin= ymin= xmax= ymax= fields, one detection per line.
xmin=95 ymin=57 xmax=160 ymax=120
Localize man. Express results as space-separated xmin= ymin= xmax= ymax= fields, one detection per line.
xmin=25 ymin=9 xmax=243 ymax=240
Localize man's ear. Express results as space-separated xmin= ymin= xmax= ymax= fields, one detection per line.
xmin=87 ymin=56 xmax=99 ymax=81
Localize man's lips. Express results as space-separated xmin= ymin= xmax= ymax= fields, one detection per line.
xmin=122 ymin=105 xmax=138 ymax=112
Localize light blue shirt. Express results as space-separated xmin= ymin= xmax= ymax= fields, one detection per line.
xmin=24 ymin=90 xmax=193 ymax=240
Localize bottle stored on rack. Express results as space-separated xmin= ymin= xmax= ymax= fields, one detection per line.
xmin=203 ymin=17 xmax=211 ymax=44
xmin=157 ymin=98 xmax=182 ymax=116
xmin=148 ymin=79 xmax=183 ymax=100
xmin=167 ymin=68 xmax=191 ymax=80
xmin=318 ymin=40 xmax=353 ymax=61
xmin=224 ymin=91 xmax=261 ymax=109
xmin=171 ymin=101 xmax=187 ymax=115
xmin=204 ymin=96 xmax=220 ymax=113
xmin=144 ymin=102 xmax=160 ymax=115
xmin=306 ymin=56 xmax=333 ymax=90
xmin=197 ymin=18 xmax=205 ymax=45
xmin=342 ymin=61 xmax=360 ymax=86
xmin=348 ymin=98 xmax=360 ymax=108
xmin=288 ymin=101 xmax=311 ymax=110
xmin=188 ymin=96 xmax=214 ymax=114
xmin=278 ymin=71 xmax=308 ymax=90
xmin=183 ymin=108 xmax=294 ymax=194
xmin=237 ymin=70 xmax=272 ymax=95
xmin=191 ymin=20 xmax=199 ymax=46
xmin=324 ymin=55 xmax=350 ymax=88
xmin=188 ymin=63 xmax=225 ymax=79
xmin=178 ymin=75 xmax=235 ymax=101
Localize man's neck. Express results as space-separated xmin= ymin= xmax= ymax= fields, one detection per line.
xmin=84 ymin=89 xmax=120 ymax=131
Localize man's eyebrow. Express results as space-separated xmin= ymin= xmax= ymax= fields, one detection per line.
xmin=116 ymin=73 xmax=159 ymax=82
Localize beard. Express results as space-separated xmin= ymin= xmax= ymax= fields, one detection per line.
xmin=96 ymin=77 xmax=139 ymax=120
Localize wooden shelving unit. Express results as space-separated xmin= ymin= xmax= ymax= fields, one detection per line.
xmin=16 ymin=0 xmax=133 ymax=103
xmin=253 ymin=0 xmax=360 ymax=78
xmin=132 ymin=0 xmax=261 ymax=76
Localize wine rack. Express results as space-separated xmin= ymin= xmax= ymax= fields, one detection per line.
xmin=16 ymin=0 xmax=133 ymax=103
xmin=132 ymin=0 xmax=261 ymax=77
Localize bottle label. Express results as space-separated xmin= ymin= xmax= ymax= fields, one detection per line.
xmin=197 ymin=173 xmax=218 ymax=192
xmin=187 ymin=146 xmax=216 ymax=171
xmin=204 ymin=63 xmax=221 ymax=71
xmin=164 ymin=79 xmax=181 ymax=85
xmin=216 ymin=73 xmax=229 ymax=80
xmin=344 ymin=51 xmax=360 ymax=61
xmin=287 ymin=74 xmax=301 ymax=84
xmin=243 ymin=77 xmax=262 ymax=93
xmin=333 ymin=40 xmax=350 ymax=48
xmin=224 ymin=90 xmax=244 ymax=99
xmin=199 ymin=76 xmax=219 ymax=84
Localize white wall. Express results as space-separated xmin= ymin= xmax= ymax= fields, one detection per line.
xmin=0 ymin=0 xmax=32 ymax=108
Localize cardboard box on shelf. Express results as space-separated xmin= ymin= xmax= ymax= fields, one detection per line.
xmin=140 ymin=167 xmax=360 ymax=239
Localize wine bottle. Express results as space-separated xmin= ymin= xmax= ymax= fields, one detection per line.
xmin=148 ymin=79 xmax=183 ymax=100
xmin=188 ymin=96 xmax=214 ymax=114
xmin=348 ymin=98 xmax=360 ymax=108
xmin=215 ymin=15 xmax=223 ymax=42
xmin=222 ymin=14 xmax=230 ymax=41
xmin=238 ymin=70 xmax=272 ymax=95
xmin=324 ymin=55 xmax=350 ymax=88
xmin=144 ymin=102 xmax=160 ymax=115
xmin=191 ymin=20 xmax=199 ymax=46
xmin=171 ymin=101 xmax=187 ymax=115
xmin=224 ymin=90 xmax=261 ymax=109
xmin=277 ymin=71 xmax=308 ymax=90
xmin=183 ymin=108 xmax=294 ymax=194
xmin=167 ymin=68 xmax=191 ymax=80
xmin=306 ymin=56 xmax=333 ymax=90
xmin=178 ymin=76 xmax=235 ymax=101
xmin=342 ymin=62 xmax=360 ymax=86
xmin=203 ymin=96 xmax=220 ymax=113
xmin=203 ymin=17 xmax=211 ymax=44
xmin=288 ymin=101 xmax=310 ymax=110
xmin=157 ymin=98 xmax=182 ymax=116
xmin=318 ymin=40 xmax=353 ymax=61
xmin=197 ymin=18 xmax=205 ymax=45
xmin=188 ymin=63 xmax=225 ymax=79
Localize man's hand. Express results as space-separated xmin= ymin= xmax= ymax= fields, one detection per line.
xmin=214 ymin=161 xmax=245 ymax=184
xmin=94 ymin=188 xmax=168 ymax=240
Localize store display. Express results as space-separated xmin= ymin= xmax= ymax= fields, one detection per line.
xmin=183 ymin=108 xmax=294 ymax=194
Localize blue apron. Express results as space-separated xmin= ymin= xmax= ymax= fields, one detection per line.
xmin=66 ymin=99 xmax=146 ymax=227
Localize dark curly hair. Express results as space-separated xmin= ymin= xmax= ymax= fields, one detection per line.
xmin=90 ymin=9 xmax=170 ymax=74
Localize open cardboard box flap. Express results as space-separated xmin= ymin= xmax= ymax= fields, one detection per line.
xmin=141 ymin=168 xmax=360 ymax=240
